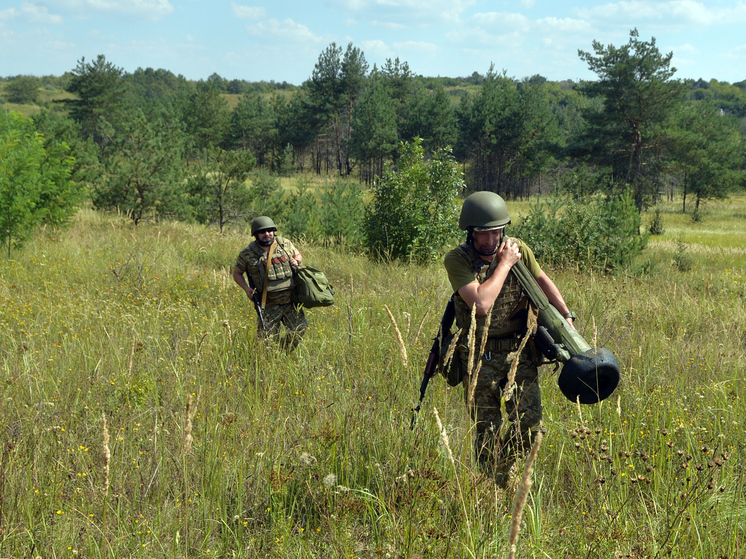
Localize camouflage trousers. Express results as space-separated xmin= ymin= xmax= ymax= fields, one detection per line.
xmin=461 ymin=343 xmax=543 ymax=482
xmin=259 ymin=303 xmax=308 ymax=351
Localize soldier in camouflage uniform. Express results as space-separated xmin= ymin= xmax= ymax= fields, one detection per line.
xmin=233 ymin=216 xmax=308 ymax=351
xmin=443 ymin=192 xmax=576 ymax=485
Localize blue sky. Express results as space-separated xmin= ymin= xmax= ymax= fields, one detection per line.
xmin=2 ymin=0 xmax=746 ymax=85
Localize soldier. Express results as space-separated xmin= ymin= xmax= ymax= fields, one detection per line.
xmin=443 ymin=192 xmax=576 ymax=485
xmin=232 ymin=216 xmax=308 ymax=350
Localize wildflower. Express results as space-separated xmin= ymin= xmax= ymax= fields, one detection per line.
xmin=299 ymin=452 xmax=317 ymax=467
xmin=323 ymin=474 xmax=338 ymax=488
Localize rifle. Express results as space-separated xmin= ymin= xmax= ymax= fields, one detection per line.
xmin=246 ymin=274 xmax=267 ymax=331
xmin=410 ymin=297 xmax=455 ymax=429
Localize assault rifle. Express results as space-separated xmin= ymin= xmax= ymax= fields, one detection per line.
xmin=246 ymin=274 xmax=267 ymax=331
xmin=410 ymin=297 xmax=455 ymax=429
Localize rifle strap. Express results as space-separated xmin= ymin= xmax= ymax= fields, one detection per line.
xmin=261 ymin=240 xmax=277 ymax=309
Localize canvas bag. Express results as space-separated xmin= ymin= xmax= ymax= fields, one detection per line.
xmin=291 ymin=265 xmax=335 ymax=308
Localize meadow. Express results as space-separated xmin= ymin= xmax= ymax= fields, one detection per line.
xmin=0 ymin=193 xmax=744 ymax=558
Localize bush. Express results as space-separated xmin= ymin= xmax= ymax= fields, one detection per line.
xmin=364 ymin=138 xmax=462 ymax=262
xmin=512 ymin=189 xmax=647 ymax=272
xmin=648 ymin=208 xmax=665 ymax=235
xmin=672 ymin=240 xmax=693 ymax=272
xmin=284 ymin=179 xmax=365 ymax=247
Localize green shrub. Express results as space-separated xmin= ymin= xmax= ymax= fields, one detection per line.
xmin=246 ymin=169 xmax=288 ymax=223
xmin=364 ymin=138 xmax=462 ymax=262
xmin=512 ymin=189 xmax=647 ymax=272
xmin=284 ymin=179 xmax=365 ymax=247
xmin=648 ymin=207 xmax=665 ymax=235
xmin=672 ymin=240 xmax=693 ymax=272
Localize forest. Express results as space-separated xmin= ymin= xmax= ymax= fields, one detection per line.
xmin=1 ymin=29 xmax=745 ymax=252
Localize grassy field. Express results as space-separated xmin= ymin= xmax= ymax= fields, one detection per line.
xmin=0 ymin=193 xmax=744 ymax=558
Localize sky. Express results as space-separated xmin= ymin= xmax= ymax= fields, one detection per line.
xmin=2 ymin=0 xmax=746 ymax=86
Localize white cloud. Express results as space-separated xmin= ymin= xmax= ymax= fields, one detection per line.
xmin=369 ymin=19 xmax=407 ymax=30
xmin=231 ymin=3 xmax=265 ymax=19
xmin=469 ymin=11 xmax=531 ymax=32
xmin=360 ymin=38 xmax=393 ymax=58
xmin=671 ymin=42 xmax=699 ymax=56
xmin=0 ymin=8 xmax=18 ymax=22
xmin=20 ymin=2 xmax=64 ymax=24
xmin=44 ymin=0 xmax=173 ymax=21
xmin=330 ymin=0 xmax=475 ymax=24
xmin=245 ymin=18 xmax=322 ymax=44
xmin=392 ymin=40 xmax=437 ymax=56
xmin=576 ymin=1 xmax=746 ymax=26
xmin=535 ymin=16 xmax=590 ymax=34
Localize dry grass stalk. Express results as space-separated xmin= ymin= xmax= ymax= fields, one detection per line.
xmin=384 ymin=304 xmax=408 ymax=369
xmin=434 ymin=407 xmax=475 ymax=551
xmin=592 ymin=315 xmax=598 ymax=349
xmin=466 ymin=303 xmax=478 ymax=407
xmin=503 ymin=307 xmax=538 ymax=402
xmin=441 ymin=328 xmax=463 ymax=373
xmin=102 ymin=413 xmax=111 ymax=497
xmin=413 ymin=307 xmax=430 ymax=344
xmin=476 ymin=301 xmax=493 ymax=363
xmin=508 ymin=430 xmax=544 ymax=559
xmin=433 ymin=407 xmax=456 ymax=467
xmin=222 ymin=320 xmax=232 ymax=345
xmin=182 ymin=391 xmax=200 ymax=455
xmin=127 ymin=335 xmax=136 ymax=376
xmin=194 ymin=332 xmax=209 ymax=363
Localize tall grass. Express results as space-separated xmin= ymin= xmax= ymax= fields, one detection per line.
xmin=0 ymin=194 xmax=744 ymax=558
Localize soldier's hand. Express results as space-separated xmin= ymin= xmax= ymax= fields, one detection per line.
xmin=498 ymin=239 xmax=522 ymax=267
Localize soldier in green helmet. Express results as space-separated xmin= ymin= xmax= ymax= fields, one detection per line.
xmin=232 ymin=216 xmax=307 ymax=350
xmin=443 ymin=191 xmax=576 ymax=486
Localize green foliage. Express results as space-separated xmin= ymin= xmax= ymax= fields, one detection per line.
xmin=365 ymin=138 xmax=462 ymax=262
xmin=227 ymin=90 xmax=276 ymax=164
xmin=456 ymin=65 xmax=559 ymax=197
xmin=667 ymin=100 xmax=742 ymax=211
xmin=244 ymin=170 xmax=288 ymax=222
xmin=0 ymin=109 xmax=77 ymax=255
xmin=648 ymin=207 xmax=665 ymax=235
xmin=576 ymin=29 xmax=689 ymax=211
xmin=179 ymin=80 xmax=230 ymax=153
xmin=350 ymin=72 xmax=398 ymax=183
xmin=91 ymin=107 xmax=187 ymax=225
xmin=512 ymin=190 xmax=647 ymax=271
xmin=187 ymin=147 xmax=256 ymax=232
xmin=5 ymin=75 xmax=40 ymax=104
xmin=64 ymin=55 xmax=128 ymax=149
xmin=672 ymin=240 xmax=693 ymax=271
xmin=276 ymin=143 xmax=296 ymax=177
xmin=284 ymin=179 xmax=365 ymax=246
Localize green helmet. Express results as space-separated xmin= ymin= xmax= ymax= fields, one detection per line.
xmin=251 ymin=216 xmax=277 ymax=235
xmin=458 ymin=191 xmax=511 ymax=231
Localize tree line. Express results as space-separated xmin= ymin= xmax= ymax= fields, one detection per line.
xmin=2 ymin=29 xmax=745 ymax=254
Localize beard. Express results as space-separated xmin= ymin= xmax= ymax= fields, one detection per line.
xmin=475 ymin=244 xmax=498 ymax=256
xmin=257 ymin=237 xmax=274 ymax=247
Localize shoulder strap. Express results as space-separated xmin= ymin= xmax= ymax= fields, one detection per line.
xmin=261 ymin=240 xmax=277 ymax=309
